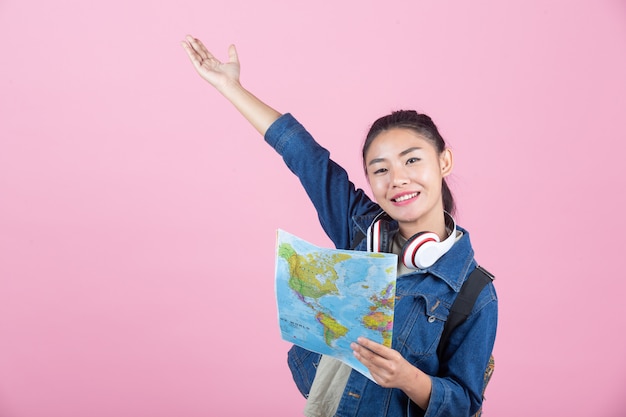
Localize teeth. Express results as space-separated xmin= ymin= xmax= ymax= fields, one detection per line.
xmin=395 ymin=192 xmax=418 ymax=202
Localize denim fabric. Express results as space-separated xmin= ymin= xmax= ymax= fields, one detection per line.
xmin=266 ymin=114 xmax=498 ymax=417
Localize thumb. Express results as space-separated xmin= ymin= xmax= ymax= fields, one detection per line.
xmin=228 ymin=44 xmax=239 ymax=64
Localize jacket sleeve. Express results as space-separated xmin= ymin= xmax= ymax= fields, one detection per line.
xmin=287 ymin=345 xmax=321 ymax=398
xmin=425 ymin=284 xmax=498 ymax=417
xmin=264 ymin=113 xmax=377 ymax=249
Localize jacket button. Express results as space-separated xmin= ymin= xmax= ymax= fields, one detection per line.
xmin=428 ymin=316 xmax=436 ymax=323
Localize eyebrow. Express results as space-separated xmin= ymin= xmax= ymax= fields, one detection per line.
xmin=367 ymin=147 xmax=422 ymax=166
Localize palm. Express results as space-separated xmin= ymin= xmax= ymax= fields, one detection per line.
xmin=199 ymin=56 xmax=239 ymax=86
xmin=182 ymin=36 xmax=240 ymax=88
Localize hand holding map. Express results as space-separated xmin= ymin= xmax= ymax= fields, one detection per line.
xmin=275 ymin=229 xmax=397 ymax=381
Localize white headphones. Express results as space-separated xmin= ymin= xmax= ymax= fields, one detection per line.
xmin=366 ymin=211 xmax=457 ymax=269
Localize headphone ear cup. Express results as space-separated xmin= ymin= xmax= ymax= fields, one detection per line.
xmin=368 ymin=218 xmax=393 ymax=253
xmin=402 ymin=232 xmax=440 ymax=269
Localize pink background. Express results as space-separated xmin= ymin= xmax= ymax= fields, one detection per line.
xmin=1 ymin=0 xmax=625 ymax=416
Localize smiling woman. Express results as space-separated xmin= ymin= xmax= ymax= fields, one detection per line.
xmin=362 ymin=115 xmax=454 ymax=240
xmin=181 ymin=35 xmax=497 ymax=417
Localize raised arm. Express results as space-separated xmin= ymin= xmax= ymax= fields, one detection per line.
xmin=181 ymin=35 xmax=281 ymax=136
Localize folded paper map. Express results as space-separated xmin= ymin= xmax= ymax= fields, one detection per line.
xmin=275 ymin=229 xmax=397 ymax=381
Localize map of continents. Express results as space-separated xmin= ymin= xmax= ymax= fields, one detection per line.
xmin=275 ymin=230 xmax=397 ymax=380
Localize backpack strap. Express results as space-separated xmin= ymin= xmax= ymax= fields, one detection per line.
xmin=350 ymin=229 xmax=366 ymax=250
xmin=437 ymin=265 xmax=494 ymax=359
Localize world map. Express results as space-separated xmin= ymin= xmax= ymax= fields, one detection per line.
xmin=275 ymin=229 xmax=397 ymax=380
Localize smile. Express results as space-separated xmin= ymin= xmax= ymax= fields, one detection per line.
xmin=392 ymin=192 xmax=419 ymax=203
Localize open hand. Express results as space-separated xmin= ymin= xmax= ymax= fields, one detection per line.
xmin=181 ymin=35 xmax=240 ymax=90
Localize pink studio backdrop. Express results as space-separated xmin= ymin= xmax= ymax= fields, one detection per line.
xmin=1 ymin=0 xmax=625 ymax=416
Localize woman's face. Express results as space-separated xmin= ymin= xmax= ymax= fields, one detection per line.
xmin=365 ymin=128 xmax=453 ymax=237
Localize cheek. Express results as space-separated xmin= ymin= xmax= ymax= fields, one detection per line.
xmin=367 ymin=177 xmax=388 ymax=198
xmin=415 ymin=166 xmax=442 ymax=184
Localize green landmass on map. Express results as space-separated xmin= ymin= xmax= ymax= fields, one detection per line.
xmin=278 ymin=242 xmax=351 ymax=299
xmin=316 ymin=311 xmax=350 ymax=345
xmin=278 ymin=242 xmax=354 ymax=346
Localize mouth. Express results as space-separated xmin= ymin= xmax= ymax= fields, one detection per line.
xmin=391 ymin=192 xmax=419 ymax=203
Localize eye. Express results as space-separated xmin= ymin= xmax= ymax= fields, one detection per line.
xmin=373 ymin=167 xmax=388 ymax=175
xmin=406 ymin=157 xmax=420 ymax=165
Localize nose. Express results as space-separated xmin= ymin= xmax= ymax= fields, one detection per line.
xmin=390 ymin=166 xmax=409 ymax=187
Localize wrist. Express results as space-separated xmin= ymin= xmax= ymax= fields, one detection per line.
xmin=401 ymin=368 xmax=432 ymax=410
xmin=216 ymin=78 xmax=244 ymax=97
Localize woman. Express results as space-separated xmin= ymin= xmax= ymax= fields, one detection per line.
xmin=181 ymin=35 xmax=497 ymax=417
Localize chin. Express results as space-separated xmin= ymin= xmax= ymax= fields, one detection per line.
xmin=394 ymin=214 xmax=421 ymax=224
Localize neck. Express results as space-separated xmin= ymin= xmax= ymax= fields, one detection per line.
xmin=398 ymin=210 xmax=449 ymax=241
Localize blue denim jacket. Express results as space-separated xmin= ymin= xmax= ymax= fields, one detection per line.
xmin=265 ymin=114 xmax=498 ymax=417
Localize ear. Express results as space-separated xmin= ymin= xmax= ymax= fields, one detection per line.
xmin=440 ymin=148 xmax=454 ymax=178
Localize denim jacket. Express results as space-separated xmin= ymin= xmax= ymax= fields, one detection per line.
xmin=265 ymin=113 xmax=498 ymax=417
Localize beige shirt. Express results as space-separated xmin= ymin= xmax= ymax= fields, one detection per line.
xmin=303 ymin=355 xmax=352 ymax=417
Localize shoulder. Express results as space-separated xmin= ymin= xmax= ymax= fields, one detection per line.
xmin=472 ymin=275 xmax=498 ymax=317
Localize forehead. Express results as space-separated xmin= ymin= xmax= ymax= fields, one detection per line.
xmin=365 ymin=128 xmax=435 ymax=159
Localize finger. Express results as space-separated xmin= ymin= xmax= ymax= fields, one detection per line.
xmin=352 ymin=344 xmax=394 ymax=382
xmin=186 ymin=35 xmax=210 ymax=60
xmin=351 ymin=341 xmax=379 ymax=366
xmin=194 ymin=38 xmax=218 ymax=63
xmin=356 ymin=337 xmax=389 ymax=357
xmin=181 ymin=41 xmax=200 ymax=63
xmin=181 ymin=42 xmax=207 ymax=71
xmin=182 ymin=37 xmax=201 ymax=61
xmin=228 ymin=44 xmax=239 ymax=64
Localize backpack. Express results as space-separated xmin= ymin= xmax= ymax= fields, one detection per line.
xmin=439 ymin=265 xmax=495 ymax=417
